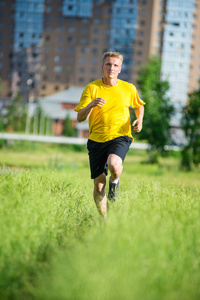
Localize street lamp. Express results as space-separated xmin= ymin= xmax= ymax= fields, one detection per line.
xmin=25 ymin=78 xmax=34 ymax=134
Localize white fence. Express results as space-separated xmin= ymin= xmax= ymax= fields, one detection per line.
xmin=0 ymin=133 xmax=180 ymax=151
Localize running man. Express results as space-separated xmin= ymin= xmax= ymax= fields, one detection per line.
xmin=75 ymin=51 xmax=145 ymax=217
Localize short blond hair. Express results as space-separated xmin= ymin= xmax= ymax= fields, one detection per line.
xmin=102 ymin=51 xmax=123 ymax=64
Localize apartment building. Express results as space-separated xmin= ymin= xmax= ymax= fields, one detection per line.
xmin=0 ymin=0 xmax=200 ymax=131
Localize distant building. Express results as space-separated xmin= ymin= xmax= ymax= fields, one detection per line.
xmin=38 ymin=86 xmax=89 ymax=137
xmin=0 ymin=0 xmax=200 ymax=142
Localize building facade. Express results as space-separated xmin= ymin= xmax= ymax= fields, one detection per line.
xmin=0 ymin=0 xmax=200 ymax=136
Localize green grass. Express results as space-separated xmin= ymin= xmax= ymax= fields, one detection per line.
xmin=0 ymin=142 xmax=200 ymax=300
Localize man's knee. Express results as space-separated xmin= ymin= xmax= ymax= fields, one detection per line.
xmin=107 ymin=154 xmax=122 ymax=174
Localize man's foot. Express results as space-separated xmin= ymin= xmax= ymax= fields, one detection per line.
xmin=108 ymin=178 xmax=119 ymax=201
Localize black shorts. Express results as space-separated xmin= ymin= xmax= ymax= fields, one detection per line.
xmin=87 ymin=136 xmax=132 ymax=179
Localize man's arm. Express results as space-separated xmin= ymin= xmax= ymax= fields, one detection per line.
xmin=132 ymin=105 xmax=144 ymax=133
xmin=77 ymin=98 xmax=106 ymax=122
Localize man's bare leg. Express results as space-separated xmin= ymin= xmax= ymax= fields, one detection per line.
xmin=107 ymin=154 xmax=123 ymax=200
xmin=93 ymin=173 xmax=107 ymax=217
xmin=107 ymin=154 xmax=123 ymax=180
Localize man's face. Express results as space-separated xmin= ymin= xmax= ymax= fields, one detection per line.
xmin=102 ymin=57 xmax=122 ymax=80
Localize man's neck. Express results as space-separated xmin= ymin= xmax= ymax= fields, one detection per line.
xmin=102 ymin=77 xmax=118 ymax=86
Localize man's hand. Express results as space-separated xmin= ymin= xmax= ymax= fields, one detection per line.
xmin=132 ymin=118 xmax=143 ymax=133
xmin=77 ymin=98 xmax=106 ymax=122
xmin=92 ymin=98 xmax=106 ymax=108
xmin=132 ymin=106 xmax=144 ymax=133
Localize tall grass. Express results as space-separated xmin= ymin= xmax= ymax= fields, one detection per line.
xmin=0 ymin=167 xmax=96 ymax=300
xmin=34 ymin=177 xmax=200 ymax=300
xmin=0 ymin=142 xmax=199 ymax=299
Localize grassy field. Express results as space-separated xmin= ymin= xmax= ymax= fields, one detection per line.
xmin=0 ymin=141 xmax=200 ymax=300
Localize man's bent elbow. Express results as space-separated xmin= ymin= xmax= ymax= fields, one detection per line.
xmin=77 ymin=115 xmax=82 ymax=123
xmin=77 ymin=113 xmax=85 ymax=123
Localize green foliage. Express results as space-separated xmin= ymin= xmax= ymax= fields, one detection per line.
xmin=27 ymin=104 xmax=52 ymax=135
xmin=181 ymin=88 xmax=200 ymax=169
xmin=136 ymin=56 xmax=174 ymax=162
xmin=0 ymin=139 xmax=6 ymax=149
xmin=0 ymin=119 xmax=5 ymax=131
xmin=5 ymin=92 xmax=27 ymax=132
xmin=62 ymin=114 xmax=76 ymax=137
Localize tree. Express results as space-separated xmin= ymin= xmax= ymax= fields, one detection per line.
xmin=136 ymin=56 xmax=174 ymax=163
xmin=6 ymin=92 xmax=27 ymax=132
xmin=62 ymin=114 xmax=76 ymax=137
xmin=181 ymin=88 xmax=200 ymax=170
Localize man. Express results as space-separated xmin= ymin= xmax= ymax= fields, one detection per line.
xmin=75 ymin=51 xmax=145 ymax=217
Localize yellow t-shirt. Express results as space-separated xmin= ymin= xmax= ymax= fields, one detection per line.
xmin=75 ymin=79 xmax=145 ymax=142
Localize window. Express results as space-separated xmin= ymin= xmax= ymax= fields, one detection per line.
xmin=67 ymin=47 xmax=74 ymax=52
xmin=82 ymin=18 xmax=89 ymax=24
xmin=81 ymin=47 xmax=89 ymax=53
xmin=41 ymin=65 xmax=47 ymax=71
xmin=45 ymin=15 xmax=51 ymax=21
xmin=54 ymin=66 xmax=62 ymax=72
xmin=92 ymin=48 xmax=98 ymax=54
xmin=80 ymin=58 xmax=86 ymax=63
xmin=81 ymin=38 xmax=88 ymax=44
xmin=94 ymin=8 xmax=101 ymax=14
xmin=45 ymin=26 xmax=51 ymax=31
xmin=82 ymin=28 xmax=89 ymax=33
xmin=68 ymin=27 xmax=75 ymax=33
xmin=46 ymin=6 xmax=52 ymax=13
xmin=93 ymin=28 xmax=99 ymax=34
xmin=56 ymin=46 xmax=63 ymax=52
xmin=66 ymin=57 xmax=73 ymax=63
xmin=93 ymin=19 xmax=100 ymax=24
xmin=66 ymin=66 xmax=72 ymax=72
xmin=68 ymin=37 xmax=75 ymax=42
xmin=54 ymin=56 xmax=61 ymax=62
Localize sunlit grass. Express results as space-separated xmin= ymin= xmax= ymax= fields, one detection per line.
xmin=0 ymin=142 xmax=199 ymax=300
